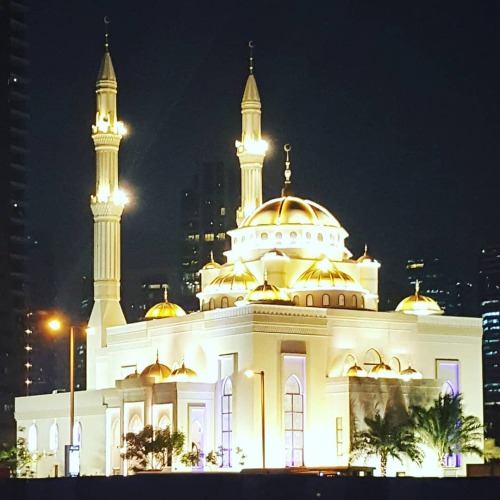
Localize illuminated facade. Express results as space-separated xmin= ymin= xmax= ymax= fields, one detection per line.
xmin=15 ymin=38 xmax=483 ymax=478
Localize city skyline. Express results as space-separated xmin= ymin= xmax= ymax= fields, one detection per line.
xmin=26 ymin=0 xmax=500 ymax=317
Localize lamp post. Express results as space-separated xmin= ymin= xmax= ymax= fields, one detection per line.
xmin=245 ymin=369 xmax=265 ymax=468
xmin=48 ymin=319 xmax=91 ymax=476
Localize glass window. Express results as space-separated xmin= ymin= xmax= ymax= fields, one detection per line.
xmin=322 ymin=294 xmax=330 ymax=306
xmin=221 ymin=377 xmax=233 ymax=467
xmin=338 ymin=294 xmax=345 ymax=306
xmin=306 ymin=295 xmax=313 ymax=306
xmin=221 ymin=297 xmax=229 ymax=308
xmin=49 ymin=422 xmax=59 ymax=452
xmin=284 ymin=375 xmax=304 ymax=467
xmin=28 ymin=423 xmax=37 ymax=452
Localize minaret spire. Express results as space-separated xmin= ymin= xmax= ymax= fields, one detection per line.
xmin=87 ymin=22 xmax=127 ymax=390
xmin=235 ymin=41 xmax=268 ymax=226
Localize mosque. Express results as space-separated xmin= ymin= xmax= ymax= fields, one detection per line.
xmin=15 ymin=36 xmax=483 ymax=478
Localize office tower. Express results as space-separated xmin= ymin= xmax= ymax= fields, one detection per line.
xmin=480 ymin=244 xmax=500 ymax=442
xmin=406 ymin=257 xmax=456 ymax=314
xmin=0 ymin=0 xmax=29 ymax=444
xmin=180 ymin=161 xmax=235 ymax=311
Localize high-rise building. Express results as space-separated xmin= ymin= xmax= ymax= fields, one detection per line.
xmin=405 ymin=257 xmax=479 ymax=317
xmin=480 ymin=244 xmax=500 ymax=442
xmin=0 ymin=0 xmax=29 ymax=444
xmin=179 ymin=161 xmax=235 ymax=311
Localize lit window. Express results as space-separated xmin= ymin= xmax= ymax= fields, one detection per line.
xmin=221 ymin=297 xmax=229 ymax=308
xmin=221 ymin=377 xmax=233 ymax=467
xmin=49 ymin=422 xmax=59 ymax=452
xmin=336 ymin=417 xmax=343 ymax=457
xmin=339 ymin=294 xmax=345 ymax=306
xmin=205 ymin=233 xmax=214 ymax=241
xmin=73 ymin=421 xmax=82 ymax=447
xmin=284 ymin=375 xmax=304 ymax=466
xmin=306 ymin=295 xmax=313 ymax=307
xmin=217 ymin=233 xmax=225 ymax=240
xmin=322 ymin=294 xmax=330 ymax=307
xmin=28 ymin=423 xmax=37 ymax=452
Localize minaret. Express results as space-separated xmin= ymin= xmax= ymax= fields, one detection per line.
xmin=235 ymin=41 xmax=268 ymax=226
xmin=87 ymin=24 xmax=127 ymax=389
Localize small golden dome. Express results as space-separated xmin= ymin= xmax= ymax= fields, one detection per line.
xmin=202 ymin=251 xmax=221 ymax=270
xmin=243 ymin=280 xmax=294 ymax=305
xmin=125 ymin=369 xmax=140 ymax=379
xmin=395 ymin=281 xmax=443 ymax=316
xmin=294 ymin=258 xmax=360 ymax=289
xmin=170 ymin=362 xmax=198 ymax=381
xmin=346 ymin=363 xmax=367 ymax=377
xmin=400 ymin=364 xmax=423 ymax=381
xmin=369 ymin=361 xmax=398 ymax=379
xmin=241 ymin=196 xmax=341 ymax=228
xmin=357 ymin=244 xmax=377 ymax=264
xmin=145 ymin=287 xmax=186 ymax=320
xmin=140 ymin=353 xmax=171 ymax=383
xmin=205 ymin=262 xmax=258 ymax=293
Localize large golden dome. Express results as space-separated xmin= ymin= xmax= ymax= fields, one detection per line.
xmin=294 ymin=258 xmax=360 ymax=289
xmin=395 ymin=281 xmax=444 ymax=316
xmin=241 ymin=196 xmax=341 ymax=228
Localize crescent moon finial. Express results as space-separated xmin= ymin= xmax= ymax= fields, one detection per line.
xmin=248 ymin=40 xmax=254 ymax=74
xmin=283 ymin=144 xmax=292 ymax=192
xmin=103 ymin=16 xmax=110 ymax=50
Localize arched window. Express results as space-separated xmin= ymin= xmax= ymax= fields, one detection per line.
xmin=322 ymin=294 xmax=330 ymax=307
xmin=221 ymin=296 xmax=229 ymax=308
xmin=293 ymin=295 xmax=300 ymax=306
xmin=290 ymin=231 xmax=297 ymax=240
xmin=158 ymin=415 xmax=171 ymax=430
xmin=209 ymin=298 xmax=215 ymax=310
xmin=221 ymin=377 xmax=233 ymax=467
xmin=276 ymin=232 xmax=282 ymax=241
xmin=236 ymin=296 xmax=244 ymax=302
xmin=73 ymin=421 xmax=82 ymax=448
xmin=49 ymin=422 xmax=59 ymax=452
xmin=360 ymin=296 xmax=365 ymax=309
xmin=28 ymin=423 xmax=37 ymax=452
xmin=261 ymin=233 xmax=268 ymax=241
xmin=338 ymin=294 xmax=345 ymax=306
xmin=284 ymin=375 xmax=304 ymax=467
xmin=352 ymin=295 xmax=357 ymax=308
xmin=317 ymin=233 xmax=323 ymax=242
xmin=306 ymin=294 xmax=314 ymax=307
xmin=129 ymin=415 xmax=142 ymax=434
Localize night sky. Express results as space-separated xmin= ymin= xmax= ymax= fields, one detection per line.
xmin=27 ymin=1 xmax=500 ymax=316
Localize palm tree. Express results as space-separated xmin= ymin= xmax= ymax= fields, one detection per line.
xmin=350 ymin=408 xmax=424 ymax=477
xmin=411 ymin=392 xmax=484 ymax=476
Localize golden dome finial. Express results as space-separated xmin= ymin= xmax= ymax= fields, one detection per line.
xmin=162 ymin=283 xmax=169 ymax=302
xmin=248 ymin=40 xmax=255 ymax=74
xmin=281 ymin=144 xmax=293 ymax=196
xmin=415 ymin=279 xmax=420 ymax=295
xmin=155 ymin=349 xmax=159 ymax=364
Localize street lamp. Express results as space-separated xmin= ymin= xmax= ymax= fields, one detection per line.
xmin=48 ymin=318 xmax=92 ymax=476
xmin=245 ymin=369 xmax=265 ymax=468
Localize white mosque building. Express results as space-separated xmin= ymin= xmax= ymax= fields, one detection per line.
xmin=15 ymin=36 xmax=483 ymax=478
